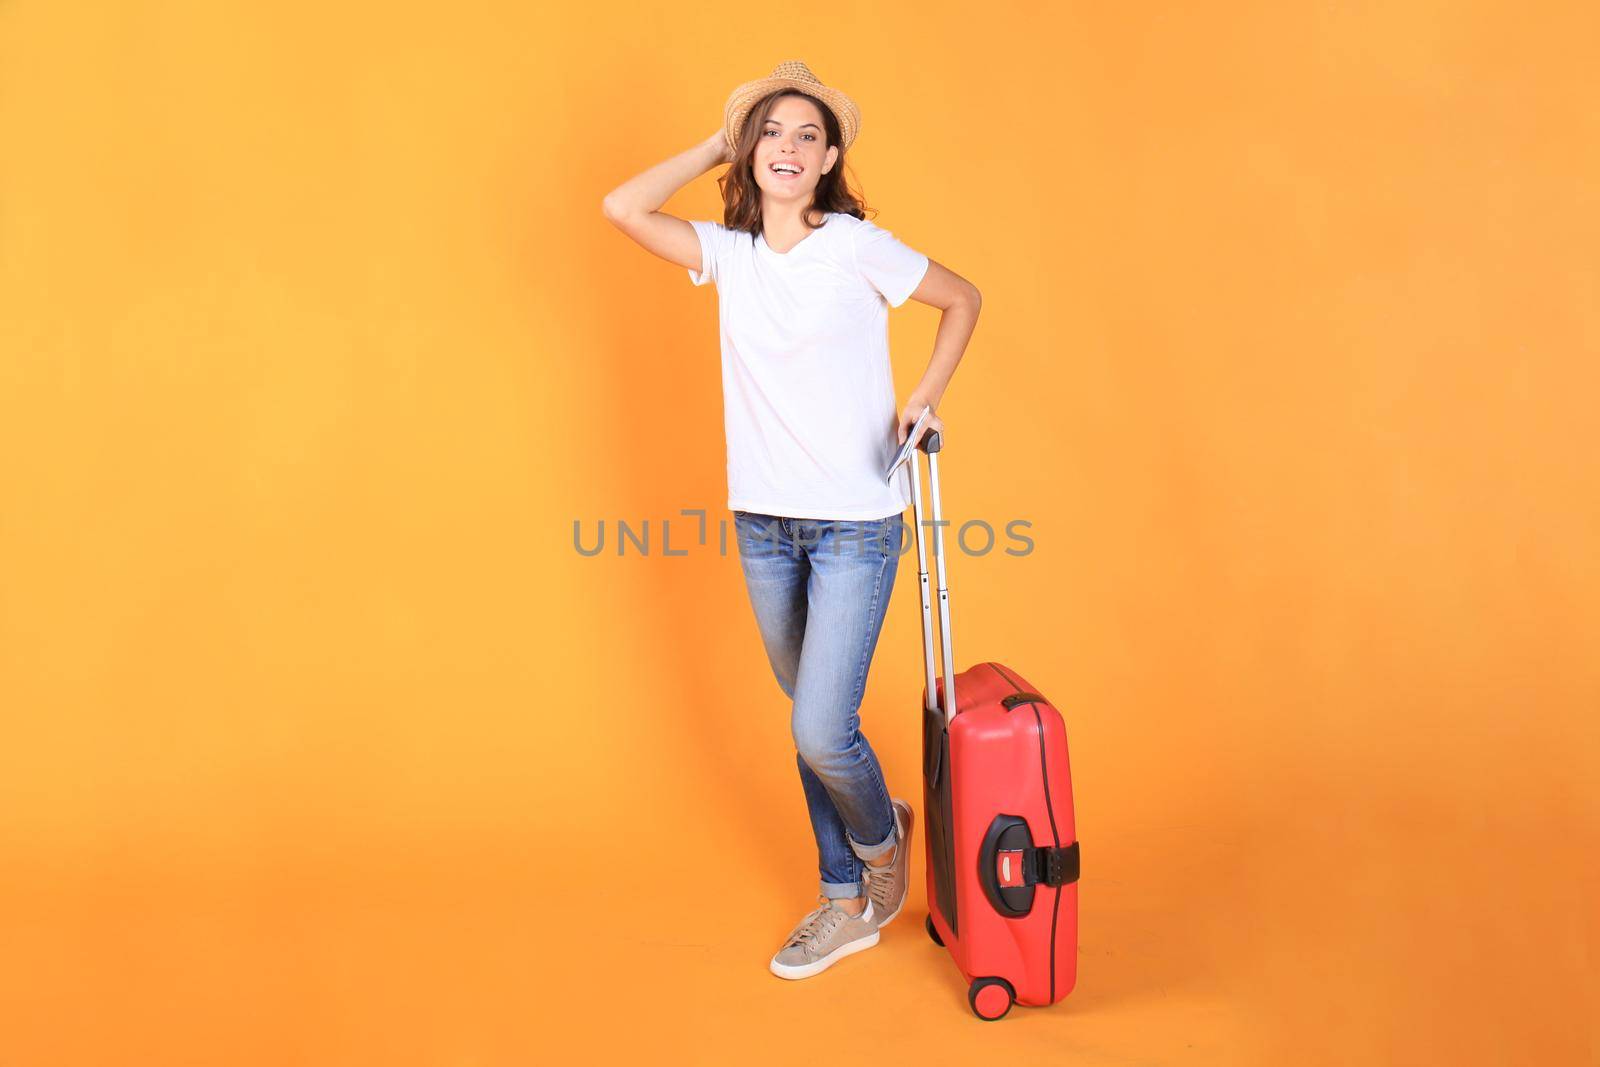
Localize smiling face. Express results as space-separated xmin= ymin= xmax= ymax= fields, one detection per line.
xmin=751 ymin=94 xmax=840 ymax=207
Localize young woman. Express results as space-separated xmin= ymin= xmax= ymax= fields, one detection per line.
xmin=601 ymin=61 xmax=981 ymax=980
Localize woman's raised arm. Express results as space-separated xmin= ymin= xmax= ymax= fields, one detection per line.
xmin=602 ymin=132 xmax=731 ymax=273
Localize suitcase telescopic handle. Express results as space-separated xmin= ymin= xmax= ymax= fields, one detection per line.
xmin=909 ymin=428 xmax=957 ymax=725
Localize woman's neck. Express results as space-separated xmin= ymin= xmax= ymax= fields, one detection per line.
xmin=761 ymin=201 xmax=826 ymax=250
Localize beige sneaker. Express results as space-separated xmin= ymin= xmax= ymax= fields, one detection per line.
xmin=769 ymin=895 xmax=880 ymax=980
xmin=862 ymin=798 xmax=915 ymax=929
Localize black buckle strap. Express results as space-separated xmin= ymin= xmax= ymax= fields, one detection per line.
xmin=1024 ymin=842 xmax=1080 ymax=887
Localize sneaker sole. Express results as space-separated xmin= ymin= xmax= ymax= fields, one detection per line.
xmin=872 ymin=801 xmax=916 ymax=930
xmin=768 ymin=928 xmax=881 ymax=980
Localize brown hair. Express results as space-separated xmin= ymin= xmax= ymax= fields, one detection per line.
xmin=715 ymin=90 xmax=872 ymax=239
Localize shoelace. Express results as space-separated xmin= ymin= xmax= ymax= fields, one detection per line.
xmin=862 ymin=844 xmax=899 ymax=909
xmin=785 ymin=898 xmax=848 ymax=949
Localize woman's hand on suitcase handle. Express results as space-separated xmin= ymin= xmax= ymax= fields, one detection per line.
xmin=897 ymin=393 xmax=945 ymax=447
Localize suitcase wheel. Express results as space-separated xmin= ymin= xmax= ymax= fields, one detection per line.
xmin=924 ymin=914 xmax=944 ymax=947
xmin=968 ymin=977 xmax=1015 ymax=1021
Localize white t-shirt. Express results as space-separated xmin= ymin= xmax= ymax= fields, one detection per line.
xmin=688 ymin=211 xmax=931 ymax=521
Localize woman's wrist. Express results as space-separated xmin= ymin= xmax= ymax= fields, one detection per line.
xmin=702 ymin=131 xmax=731 ymax=167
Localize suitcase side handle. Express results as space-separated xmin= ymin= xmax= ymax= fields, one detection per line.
xmin=909 ymin=427 xmax=955 ymax=725
xmin=979 ymin=814 xmax=1082 ymax=918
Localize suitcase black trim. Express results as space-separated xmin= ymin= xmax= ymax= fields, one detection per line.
xmin=923 ymin=696 xmax=959 ymax=938
xmin=984 ymin=662 xmax=1077 ymax=1003
xmin=1034 ymin=702 xmax=1063 ymax=1004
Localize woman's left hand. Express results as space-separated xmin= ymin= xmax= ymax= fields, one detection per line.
xmin=896 ymin=396 xmax=945 ymax=447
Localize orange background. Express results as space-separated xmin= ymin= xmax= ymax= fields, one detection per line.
xmin=1 ymin=2 xmax=1595 ymax=1063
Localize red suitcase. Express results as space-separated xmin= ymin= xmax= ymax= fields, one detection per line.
xmin=906 ymin=429 xmax=1081 ymax=1021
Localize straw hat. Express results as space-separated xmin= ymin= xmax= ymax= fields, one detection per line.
xmin=723 ymin=60 xmax=861 ymax=156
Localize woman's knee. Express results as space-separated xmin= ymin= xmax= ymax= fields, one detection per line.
xmin=791 ymin=708 xmax=855 ymax=771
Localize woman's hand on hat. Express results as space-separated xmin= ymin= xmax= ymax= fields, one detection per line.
xmin=705 ymin=129 xmax=734 ymax=165
xmin=897 ymin=395 xmax=945 ymax=447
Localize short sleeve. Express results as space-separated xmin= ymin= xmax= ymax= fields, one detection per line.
xmin=852 ymin=218 xmax=931 ymax=308
xmin=687 ymin=219 xmax=736 ymax=287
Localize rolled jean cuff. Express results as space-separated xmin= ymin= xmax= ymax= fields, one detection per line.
xmin=821 ymin=880 xmax=863 ymax=899
xmin=847 ymin=823 xmax=898 ymax=863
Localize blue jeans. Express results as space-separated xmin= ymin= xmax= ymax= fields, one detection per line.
xmin=733 ymin=510 xmax=906 ymax=900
